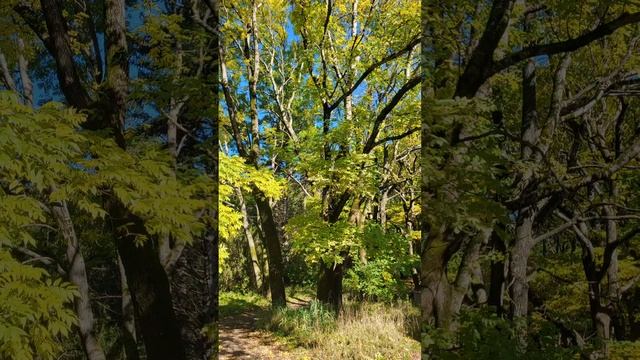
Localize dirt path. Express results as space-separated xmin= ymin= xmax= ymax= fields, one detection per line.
xmin=219 ymin=304 xmax=307 ymax=360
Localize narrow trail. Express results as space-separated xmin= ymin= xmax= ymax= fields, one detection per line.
xmin=219 ymin=299 xmax=309 ymax=360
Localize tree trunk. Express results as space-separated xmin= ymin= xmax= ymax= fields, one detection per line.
xmin=52 ymin=202 xmax=106 ymax=360
xmin=237 ymin=187 xmax=262 ymax=291
xmin=17 ymin=37 xmax=33 ymax=107
xmin=510 ymin=212 xmax=534 ymax=319
xmin=420 ymin=230 xmax=455 ymax=329
xmin=509 ymin=210 xmax=535 ymax=350
xmin=0 ymin=50 xmax=16 ymax=92
xmin=488 ymin=230 xmax=506 ymax=314
xmin=117 ymin=253 xmax=140 ymax=360
xmin=253 ymin=189 xmax=286 ymax=307
xmin=317 ymin=260 xmax=345 ymax=311
xmin=112 ymin=204 xmax=186 ymax=360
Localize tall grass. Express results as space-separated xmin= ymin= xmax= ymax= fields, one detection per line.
xmin=266 ymin=300 xmax=420 ymax=360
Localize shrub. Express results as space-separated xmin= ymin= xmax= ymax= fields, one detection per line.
xmin=422 ymin=309 xmax=578 ymax=360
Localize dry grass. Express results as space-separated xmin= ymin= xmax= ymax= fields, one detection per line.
xmin=267 ymin=300 xmax=420 ymax=360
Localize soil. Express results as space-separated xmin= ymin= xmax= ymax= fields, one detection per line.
xmin=218 ymin=302 xmax=308 ymax=360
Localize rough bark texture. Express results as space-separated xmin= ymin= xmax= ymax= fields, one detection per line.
xmin=170 ymin=237 xmax=211 ymax=359
xmin=112 ymin=206 xmax=186 ymax=359
xmin=510 ymin=211 xmax=534 ymax=320
xmin=39 ymin=0 xmax=92 ymax=111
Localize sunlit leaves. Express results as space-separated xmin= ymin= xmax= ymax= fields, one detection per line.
xmin=0 ymin=250 xmax=77 ymax=360
xmin=219 ymin=151 xmax=284 ymax=241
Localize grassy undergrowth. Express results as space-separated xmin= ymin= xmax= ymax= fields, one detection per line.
xmin=220 ymin=290 xmax=420 ymax=360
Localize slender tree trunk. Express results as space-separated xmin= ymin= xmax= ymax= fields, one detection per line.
xmin=0 ymin=50 xmax=16 ymax=92
xmin=117 ymin=254 xmax=140 ymax=360
xmin=488 ymin=230 xmax=506 ymax=315
xmin=52 ymin=202 xmax=106 ymax=360
xmin=237 ymin=187 xmax=262 ymax=290
xmin=17 ymin=37 xmax=33 ymax=107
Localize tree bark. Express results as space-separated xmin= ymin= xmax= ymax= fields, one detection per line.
xmin=17 ymin=37 xmax=33 ymax=107
xmin=237 ymin=187 xmax=262 ymax=291
xmin=112 ymin=205 xmax=186 ymax=360
xmin=0 ymin=50 xmax=16 ymax=92
xmin=39 ymin=0 xmax=92 ymax=111
xmin=317 ymin=259 xmax=345 ymax=311
xmin=52 ymin=202 xmax=106 ymax=360
xmin=253 ymin=189 xmax=287 ymax=307
xmin=103 ymin=0 xmax=187 ymax=357
xmin=117 ymin=253 xmax=140 ymax=360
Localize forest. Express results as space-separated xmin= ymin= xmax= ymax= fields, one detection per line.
xmin=0 ymin=0 xmax=217 ymax=359
xmin=218 ymin=0 xmax=422 ymax=358
xmin=1 ymin=0 xmax=640 ymax=360
xmin=420 ymin=1 xmax=640 ymax=359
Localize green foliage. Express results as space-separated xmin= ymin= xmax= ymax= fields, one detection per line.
xmin=0 ymin=92 xmax=80 ymax=358
xmin=344 ymin=224 xmax=418 ymax=301
xmin=219 ymin=152 xmax=284 ymax=241
xmin=219 ymin=291 xmax=271 ymax=317
xmin=422 ymin=310 xmax=578 ymax=360
xmin=0 ymin=250 xmax=77 ymax=360
xmin=286 ymin=201 xmax=360 ymax=266
xmin=0 ymin=90 xmax=211 ymax=358
xmin=345 ymin=259 xmax=408 ymax=302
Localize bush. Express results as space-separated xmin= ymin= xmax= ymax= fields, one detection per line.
xmin=422 ymin=309 xmax=579 ymax=360
xmin=344 ymin=259 xmax=411 ymax=302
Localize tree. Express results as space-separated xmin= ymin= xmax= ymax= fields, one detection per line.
xmin=2 ymin=0 xmax=217 ymax=358
xmin=421 ymin=0 xmax=640 ymax=357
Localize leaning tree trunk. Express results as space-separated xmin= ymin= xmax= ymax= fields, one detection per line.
xmin=52 ymin=202 xmax=106 ymax=360
xmin=117 ymin=254 xmax=140 ymax=360
xmin=253 ymin=190 xmax=287 ymax=307
xmin=237 ymin=187 xmax=262 ymax=291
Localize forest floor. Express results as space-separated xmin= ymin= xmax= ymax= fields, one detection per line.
xmin=219 ymin=291 xmax=420 ymax=360
xmin=219 ymin=292 xmax=311 ymax=360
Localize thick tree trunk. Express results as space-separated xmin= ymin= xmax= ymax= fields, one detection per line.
xmin=509 ymin=210 xmax=536 ymax=350
xmin=112 ymin=204 xmax=186 ymax=360
xmin=253 ymin=190 xmax=287 ymax=307
xmin=103 ymin=0 xmax=186 ymax=356
xmin=317 ymin=260 xmax=345 ymax=311
xmin=52 ymin=202 xmax=106 ymax=360
xmin=420 ymin=231 xmax=456 ymax=329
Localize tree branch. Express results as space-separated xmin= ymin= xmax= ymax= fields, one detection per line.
xmin=493 ymin=12 xmax=640 ymax=75
xmin=363 ymin=74 xmax=420 ymax=153
xmin=328 ymin=35 xmax=420 ymax=112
